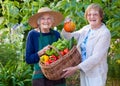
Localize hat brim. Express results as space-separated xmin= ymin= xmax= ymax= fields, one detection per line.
xmin=28 ymin=11 xmax=64 ymax=28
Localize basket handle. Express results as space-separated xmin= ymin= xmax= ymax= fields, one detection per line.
xmin=50 ymin=45 xmax=63 ymax=58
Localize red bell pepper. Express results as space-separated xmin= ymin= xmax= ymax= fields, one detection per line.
xmin=49 ymin=55 xmax=57 ymax=63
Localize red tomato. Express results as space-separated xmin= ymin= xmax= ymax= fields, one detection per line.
xmin=60 ymin=51 xmax=65 ymax=56
xmin=63 ymin=48 xmax=69 ymax=54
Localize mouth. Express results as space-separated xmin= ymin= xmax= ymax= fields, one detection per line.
xmin=90 ymin=20 xmax=96 ymax=22
xmin=43 ymin=23 xmax=48 ymax=25
xmin=43 ymin=23 xmax=49 ymax=26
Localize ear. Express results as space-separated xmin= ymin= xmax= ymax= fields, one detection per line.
xmin=36 ymin=18 xmax=41 ymax=28
xmin=36 ymin=24 xmax=39 ymax=28
xmin=37 ymin=19 xmax=40 ymax=25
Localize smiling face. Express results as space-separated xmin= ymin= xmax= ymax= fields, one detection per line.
xmin=84 ymin=4 xmax=104 ymax=29
xmin=38 ymin=13 xmax=54 ymax=33
xmin=87 ymin=9 xmax=102 ymax=29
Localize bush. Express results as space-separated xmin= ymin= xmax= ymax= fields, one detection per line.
xmin=0 ymin=61 xmax=32 ymax=86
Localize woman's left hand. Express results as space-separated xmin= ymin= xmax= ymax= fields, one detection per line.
xmin=61 ymin=66 xmax=78 ymax=78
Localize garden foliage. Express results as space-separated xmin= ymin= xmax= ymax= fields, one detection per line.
xmin=0 ymin=0 xmax=120 ymax=85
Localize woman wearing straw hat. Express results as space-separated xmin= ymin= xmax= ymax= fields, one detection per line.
xmin=25 ymin=7 xmax=66 ymax=86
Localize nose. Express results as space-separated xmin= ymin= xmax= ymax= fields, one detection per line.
xmin=44 ymin=19 xmax=48 ymax=22
xmin=90 ymin=15 xmax=94 ymax=18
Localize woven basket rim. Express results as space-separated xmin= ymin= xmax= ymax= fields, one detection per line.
xmin=40 ymin=46 xmax=77 ymax=68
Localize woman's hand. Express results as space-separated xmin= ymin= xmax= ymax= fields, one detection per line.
xmin=61 ymin=66 xmax=78 ymax=78
xmin=38 ymin=45 xmax=50 ymax=56
xmin=64 ymin=17 xmax=71 ymax=23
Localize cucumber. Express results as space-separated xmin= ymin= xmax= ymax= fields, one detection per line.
xmin=68 ymin=37 xmax=74 ymax=50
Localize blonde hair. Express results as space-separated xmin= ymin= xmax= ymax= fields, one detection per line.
xmin=84 ymin=3 xmax=104 ymax=20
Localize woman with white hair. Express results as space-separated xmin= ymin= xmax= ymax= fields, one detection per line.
xmin=62 ymin=3 xmax=111 ymax=86
xmin=25 ymin=7 xmax=66 ymax=86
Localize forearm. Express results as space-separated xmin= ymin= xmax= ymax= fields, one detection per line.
xmin=61 ymin=29 xmax=72 ymax=40
xmin=25 ymin=52 xmax=40 ymax=64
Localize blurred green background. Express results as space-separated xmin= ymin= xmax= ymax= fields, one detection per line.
xmin=0 ymin=0 xmax=120 ymax=86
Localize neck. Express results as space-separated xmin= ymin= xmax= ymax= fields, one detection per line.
xmin=91 ymin=23 xmax=102 ymax=30
xmin=36 ymin=28 xmax=50 ymax=33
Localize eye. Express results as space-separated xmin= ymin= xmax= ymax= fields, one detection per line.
xmin=87 ymin=13 xmax=99 ymax=17
xmin=47 ymin=18 xmax=52 ymax=20
xmin=93 ymin=14 xmax=98 ymax=16
xmin=41 ymin=17 xmax=45 ymax=20
xmin=87 ymin=14 xmax=91 ymax=17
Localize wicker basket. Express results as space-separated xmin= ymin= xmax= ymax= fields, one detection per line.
xmin=39 ymin=46 xmax=81 ymax=80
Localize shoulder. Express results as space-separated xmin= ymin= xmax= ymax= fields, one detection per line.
xmin=76 ymin=24 xmax=90 ymax=34
xmin=97 ymin=24 xmax=111 ymax=41
xmin=51 ymin=29 xmax=60 ymax=34
xmin=51 ymin=29 xmax=60 ymax=37
xmin=79 ymin=24 xmax=91 ymax=32
xmin=26 ymin=29 xmax=40 ymax=41
xmin=100 ymin=24 xmax=111 ymax=36
xmin=27 ymin=29 xmax=39 ymax=37
xmin=82 ymin=24 xmax=91 ymax=30
xmin=28 ymin=29 xmax=37 ymax=35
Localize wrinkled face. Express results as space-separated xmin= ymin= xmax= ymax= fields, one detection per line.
xmin=38 ymin=13 xmax=54 ymax=31
xmin=87 ymin=9 xmax=102 ymax=28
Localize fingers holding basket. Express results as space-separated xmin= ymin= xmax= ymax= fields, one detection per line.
xmin=43 ymin=45 xmax=51 ymax=51
xmin=61 ymin=66 xmax=78 ymax=78
xmin=38 ymin=45 xmax=51 ymax=56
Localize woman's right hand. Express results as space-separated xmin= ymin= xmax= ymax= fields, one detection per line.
xmin=37 ymin=45 xmax=50 ymax=56
xmin=62 ymin=66 xmax=78 ymax=78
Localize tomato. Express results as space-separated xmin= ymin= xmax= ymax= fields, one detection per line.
xmin=60 ymin=51 xmax=65 ymax=56
xmin=63 ymin=48 xmax=69 ymax=54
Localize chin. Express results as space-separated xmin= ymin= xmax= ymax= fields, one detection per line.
xmin=43 ymin=27 xmax=50 ymax=29
xmin=90 ymin=23 xmax=96 ymax=26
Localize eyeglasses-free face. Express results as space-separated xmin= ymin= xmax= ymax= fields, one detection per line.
xmin=87 ymin=9 xmax=102 ymax=29
xmin=38 ymin=13 xmax=54 ymax=32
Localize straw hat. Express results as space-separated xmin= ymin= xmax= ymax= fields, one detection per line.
xmin=28 ymin=7 xmax=64 ymax=28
